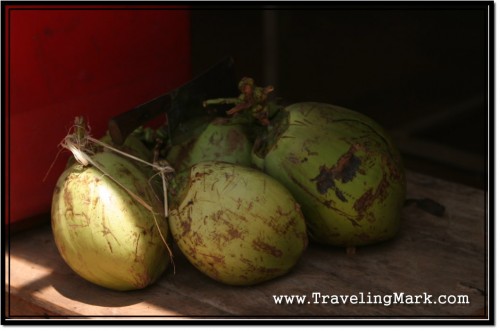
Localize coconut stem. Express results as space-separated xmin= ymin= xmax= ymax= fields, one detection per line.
xmin=74 ymin=116 xmax=87 ymax=141
xmin=252 ymin=108 xmax=289 ymax=160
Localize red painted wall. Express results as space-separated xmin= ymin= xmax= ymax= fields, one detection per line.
xmin=5 ymin=5 xmax=191 ymax=223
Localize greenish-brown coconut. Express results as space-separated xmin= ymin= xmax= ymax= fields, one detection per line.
xmin=51 ymin=151 xmax=170 ymax=291
xmin=252 ymin=102 xmax=406 ymax=247
xmin=166 ymin=117 xmax=253 ymax=172
xmin=168 ymin=161 xmax=308 ymax=286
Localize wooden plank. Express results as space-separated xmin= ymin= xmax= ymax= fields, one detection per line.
xmin=5 ymin=171 xmax=488 ymax=319
xmin=389 ymin=94 xmax=485 ymax=174
xmin=391 ymin=135 xmax=485 ymax=174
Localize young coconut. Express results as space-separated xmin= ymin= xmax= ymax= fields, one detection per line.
xmin=252 ymin=102 xmax=406 ymax=248
xmin=168 ymin=161 xmax=308 ymax=286
xmin=166 ymin=117 xmax=254 ymax=172
xmin=51 ymin=151 xmax=171 ymax=291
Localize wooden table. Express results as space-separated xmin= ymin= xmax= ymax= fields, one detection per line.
xmin=5 ymin=171 xmax=488 ymax=320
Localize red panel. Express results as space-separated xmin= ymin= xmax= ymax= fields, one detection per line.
xmin=6 ymin=6 xmax=191 ymax=223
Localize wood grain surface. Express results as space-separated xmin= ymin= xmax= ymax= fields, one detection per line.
xmin=5 ymin=171 xmax=488 ymax=320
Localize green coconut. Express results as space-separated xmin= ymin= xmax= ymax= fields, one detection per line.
xmin=166 ymin=117 xmax=253 ymax=172
xmin=51 ymin=151 xmax=170 ymax=291
xmin=168 ymin=161 xmax=308 ymax=286
xmin=252 ymin=102 xmax=406 ymax=247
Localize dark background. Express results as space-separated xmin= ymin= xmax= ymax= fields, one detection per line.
xmin=190 ymin=5 xmax=489 ymax=189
